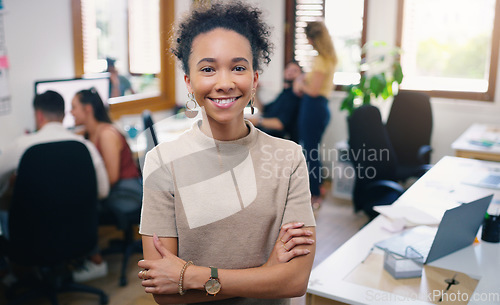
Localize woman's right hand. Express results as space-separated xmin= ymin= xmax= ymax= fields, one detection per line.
xmin=138 ymin=234 xmax=187 ymax=295
xmin=264 ymin=222 xmax=314 ymax=266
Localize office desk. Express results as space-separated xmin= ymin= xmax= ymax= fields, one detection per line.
xmin=452 ymin=124 xmax=500 ymax=162
xmin=306 ymin=156 xmax=500 ymax=305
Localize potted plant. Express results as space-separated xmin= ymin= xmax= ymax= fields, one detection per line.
xmin=341 ymin=41 xmax=404 ymax=116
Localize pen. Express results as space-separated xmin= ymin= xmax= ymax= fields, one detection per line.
xmin=439 ymin=273 xmax=459 ymax=302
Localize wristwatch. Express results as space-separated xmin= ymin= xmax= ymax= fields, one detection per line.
xmin=204 ymin=266 xmax=221 ymax=296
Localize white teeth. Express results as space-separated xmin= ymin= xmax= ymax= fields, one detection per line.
xmin=212 ymin=98 xmax=236 ymax=104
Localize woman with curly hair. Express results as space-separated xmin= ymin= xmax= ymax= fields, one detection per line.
xmin=294 ymin=21 xmax=338 ymax=210
xmin=137 ymin=1 xmax=316 ymax=304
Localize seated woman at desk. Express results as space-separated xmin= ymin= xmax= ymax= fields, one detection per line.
xmin=71 ymin=89 xmax=142 ymax=268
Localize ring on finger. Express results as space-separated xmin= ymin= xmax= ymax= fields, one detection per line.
xmin=283 ymin=243 xmax=289 ymax=251
xmin=280 ymin=238 xmax=286 ymax=244
xmin=143 ymin=269 xmax=148 ymax=278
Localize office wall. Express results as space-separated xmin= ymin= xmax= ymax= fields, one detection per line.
xmin=0 ymin=0 xmax=74 ymax=148
xmin=1 ymin=0 xmax=499 ymax=164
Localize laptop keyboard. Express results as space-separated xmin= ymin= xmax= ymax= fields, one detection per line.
xmin=406 ymin=238 xmax=433 ymax=259
xmin=481 ymin=174 xmax=500 ymax=186
xmin=375 ymin=226 xmax=437 ymax=260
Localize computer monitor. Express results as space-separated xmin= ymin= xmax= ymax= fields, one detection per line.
xmin=34 ymin=76 xmax=110 ymax=128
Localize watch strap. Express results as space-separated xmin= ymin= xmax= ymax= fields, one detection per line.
xmin=210 ymin=266 xmax=218 ymax=279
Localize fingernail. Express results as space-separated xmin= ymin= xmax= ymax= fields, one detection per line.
xmin=154 ymin=233 xmax=159 ymax=241
xmin=305 ymin=250 xmax=311 ymax=254
xmin=306 ymin=230 xmax=313 ymax=235
xmin=308 ymin=239 xmax=315 ymax=243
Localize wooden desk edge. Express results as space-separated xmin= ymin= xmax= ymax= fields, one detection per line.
xmin=306 ymin=293 xmax=349 ymax=305
xmin=455 ymin=150 xmax=500 ymax=162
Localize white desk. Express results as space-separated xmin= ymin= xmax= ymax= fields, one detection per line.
xmin=452 ymin=124 xmax=500 ymax=162
xmin=307 ymin=156 xmax=500 ymax=305
xmin=128 ymin=113 xmax=197 ymax=155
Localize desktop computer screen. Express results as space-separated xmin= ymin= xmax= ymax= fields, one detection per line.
xmin=34 ymin=76 xmax=110 ymax=128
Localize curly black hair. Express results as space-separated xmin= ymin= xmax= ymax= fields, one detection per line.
xmin=172 ymin=1 xmax=273 ymax=75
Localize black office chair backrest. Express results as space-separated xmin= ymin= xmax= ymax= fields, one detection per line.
xmin=386 ymin=91 xmax=432 ymax=165
xmin=348 ymin=105 xmax=406 ymax=215
xmin=348 ymin=105 xmax=400 ymax=213
xmin=142 ymin=110 xmax=158 ymax=149
xmin=348 ymin=105 xmax=398 ymax=184
xmin=9 ymin=140 xmax=98 ymax=266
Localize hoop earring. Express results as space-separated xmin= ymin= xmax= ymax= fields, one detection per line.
xmin=250 ymin=89 xmax=256 ymax=115
xmin=185 ymin=93 xmax=199 ymax=118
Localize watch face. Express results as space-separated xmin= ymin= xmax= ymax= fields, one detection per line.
xmin=205 ymin=278 xmax=221 ymax=295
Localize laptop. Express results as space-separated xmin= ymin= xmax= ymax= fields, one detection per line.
xmin=375 ymin=194 xmax=493 ymax=264
xmin=462 ymin=172 xmax=500 ymax=190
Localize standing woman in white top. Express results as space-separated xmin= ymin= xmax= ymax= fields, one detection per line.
xmin=137 ymin=1 xmax=316 ymax=304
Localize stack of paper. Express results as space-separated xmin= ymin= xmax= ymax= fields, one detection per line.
xmin=374 ymin=205 xmax=440 ymax=227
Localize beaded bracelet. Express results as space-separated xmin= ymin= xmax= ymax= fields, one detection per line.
xmin=178 ymin=261 xmax=194 ymax=295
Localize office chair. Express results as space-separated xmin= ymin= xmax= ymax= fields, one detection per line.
xmin=143 ymin=110 xmax=159 ymax=149
xmin=386 ymin=91 xmax=433 ymax=181
xmin=348 ymin=105 xmax=405 ymax=219
xmin=6 ymin=141 xmax=108 ymax=305
xmin=99 ymin=194 xmax=142 ymax=287
xmin=137 ymin=109 xmax=159 ymax=172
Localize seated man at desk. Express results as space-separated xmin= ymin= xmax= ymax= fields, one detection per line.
xmin=0 ymin=90 xmax=109 ymax=238
xmin=248 ymin=61 xmax=303 ymax=143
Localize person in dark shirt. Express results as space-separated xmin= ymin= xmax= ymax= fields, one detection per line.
xmin=249 ymin=61 xmax=303 ymax=143
xmin=106 ymin=57 xmax=135 ymax=97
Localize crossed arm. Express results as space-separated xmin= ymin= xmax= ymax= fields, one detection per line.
xmin=138 ymin=222 xmax=316 ymax=304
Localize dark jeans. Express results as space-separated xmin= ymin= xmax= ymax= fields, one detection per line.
xmin=0 ymin=210 xmax=8 ymax=240
xmin=298 ymin=94 xmax=330 ymax=197
xmin=101 ymin=177 xmax=143 ymax=230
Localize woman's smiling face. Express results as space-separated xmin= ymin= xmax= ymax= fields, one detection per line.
xmin=184 ymin=28 xmax=258 ymax=127
xmin=70 ymin=95 xmax=88 ymax=126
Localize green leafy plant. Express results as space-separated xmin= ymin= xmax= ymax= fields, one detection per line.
xmin=341 ymin=41 xmax=404 ymax=116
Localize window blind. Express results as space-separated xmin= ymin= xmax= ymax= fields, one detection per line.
xmin=294 ymin=0 xmax=325 ymax=72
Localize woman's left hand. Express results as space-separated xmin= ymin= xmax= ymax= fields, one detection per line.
xmin=138 ymin=234 xmax=186 ymax=294
xmin=264 ymin=222 xmax=314 ymax=267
